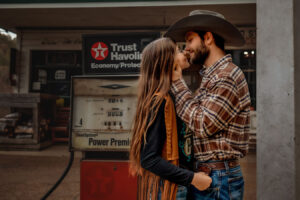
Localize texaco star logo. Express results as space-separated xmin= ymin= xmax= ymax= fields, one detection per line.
xmin=91 ymin=42 xmax=108 ymax=60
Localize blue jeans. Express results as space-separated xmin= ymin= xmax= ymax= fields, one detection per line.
xmin=158 ymin=185 xmax=188 ymax=200
xmin=191 ymin=162 xmax=244 ymax=200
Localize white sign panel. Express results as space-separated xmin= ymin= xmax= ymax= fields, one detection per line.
xmin=71 ymin=76 xmax=138 ymax=151
xmin=72 ymin=130 xmax=131 ymax=151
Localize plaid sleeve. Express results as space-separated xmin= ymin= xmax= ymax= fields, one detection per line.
xmin=170 ymin=77 xmax=240 ymax=138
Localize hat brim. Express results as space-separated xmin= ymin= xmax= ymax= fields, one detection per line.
xmin=164 ymin=14 xmax=245 ymax=47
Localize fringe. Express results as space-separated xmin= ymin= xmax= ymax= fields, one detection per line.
xmin=137 ymin=94 xmax=179 ymax=200
xmin=137 ymin=168 xmax=178 ymax=200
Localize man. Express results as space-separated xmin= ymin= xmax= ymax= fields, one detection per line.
xmin=165 ymin=10 xmax=251 ymax=200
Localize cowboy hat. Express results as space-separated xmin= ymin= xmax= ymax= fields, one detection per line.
xmin=164 ymin=10 xmax=245 ymax=46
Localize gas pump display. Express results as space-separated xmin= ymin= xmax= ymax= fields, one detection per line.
xmin=70 ymin=75 xmax=138 ymax=151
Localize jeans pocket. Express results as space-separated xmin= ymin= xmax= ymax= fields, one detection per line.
xmin=228 ymin=167 xmax=244 ymax=200
xmin=191 ymin=184 xmax=217 ymax=200
xmin=228 ymin=167 xmax=244 ymax=185
xmin=209 ymin=174 xmax=218 ymax=189
xmin=191 ymin=174 xmax=220 ymax=200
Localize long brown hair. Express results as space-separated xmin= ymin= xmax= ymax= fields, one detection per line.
xmin=129 ymin=37 xmax=176 ymax=175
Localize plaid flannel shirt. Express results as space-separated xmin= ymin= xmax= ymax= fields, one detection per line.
xmin=171 ymin=54 xmax=251 ymax=161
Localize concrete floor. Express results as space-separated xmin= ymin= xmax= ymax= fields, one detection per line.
xmin=0 ymin=144 xmax=256 ymax=200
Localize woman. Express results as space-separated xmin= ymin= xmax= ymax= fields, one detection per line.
xmin=129 ymin=37 xmax=212 ymax=200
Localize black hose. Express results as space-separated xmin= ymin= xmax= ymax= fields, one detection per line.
xmin=41 ymin=151 xmax=74 ymax=200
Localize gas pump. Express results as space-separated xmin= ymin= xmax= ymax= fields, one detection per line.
xmin=68 ymin=32 xmax=160 ymax=200
xmin=70 ymin=75 xmax=139 ymax=199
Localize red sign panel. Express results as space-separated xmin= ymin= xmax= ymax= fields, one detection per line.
xmin=81 ymin=161 xmax=137 ymax=200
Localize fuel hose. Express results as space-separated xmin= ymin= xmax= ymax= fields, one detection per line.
xmin=40 ymin=151 xmax=74 ymax=200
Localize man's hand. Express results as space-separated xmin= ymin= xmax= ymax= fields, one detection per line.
xmin=191 ymin=172 xmax=212 ymax=191
xmin=172 ymin=64 xmax=182 ymax=81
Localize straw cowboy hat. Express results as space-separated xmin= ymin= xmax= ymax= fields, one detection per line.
xmin=164 ymin=10 xmax=245 ymax=46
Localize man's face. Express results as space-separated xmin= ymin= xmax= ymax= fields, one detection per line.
xmin=184 ymin=31 xmax=209 ymax=66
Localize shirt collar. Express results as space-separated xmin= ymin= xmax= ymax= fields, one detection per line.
xmin=199 ymin=54 xmax=232 ymax=77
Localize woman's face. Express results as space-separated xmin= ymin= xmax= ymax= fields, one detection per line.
xmin=174 ymin=46 xmax=190 ymax=70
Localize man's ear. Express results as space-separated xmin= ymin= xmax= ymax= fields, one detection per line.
xmin=204 ymin=32 xmax=214 ymax=46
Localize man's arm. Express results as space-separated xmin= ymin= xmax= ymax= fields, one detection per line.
xmin=170 ymin=77 xmax=240 ymax=139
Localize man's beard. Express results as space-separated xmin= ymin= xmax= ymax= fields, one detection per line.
xmin=191 ymin=43 xmax=209 ymax=66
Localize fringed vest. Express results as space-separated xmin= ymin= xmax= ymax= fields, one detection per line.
xmin=137 ymin=94 xmax=179 ymax=200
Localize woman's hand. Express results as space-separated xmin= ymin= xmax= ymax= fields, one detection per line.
xmin=191 ymin=172 xmax=212 ymax=191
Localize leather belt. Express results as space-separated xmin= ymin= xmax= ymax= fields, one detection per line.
xmin=194 ymin=160 xmax=239 ymax=175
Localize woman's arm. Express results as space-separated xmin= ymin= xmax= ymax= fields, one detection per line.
xmin=140 ymin=100 xmax=194 ymax=186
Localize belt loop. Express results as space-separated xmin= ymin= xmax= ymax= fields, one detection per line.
xmin=224 ymin=161 xmax=230 ymax=172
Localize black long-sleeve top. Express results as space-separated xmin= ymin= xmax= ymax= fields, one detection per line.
xmin=140 ymin=100 xmax=194 ymax=186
